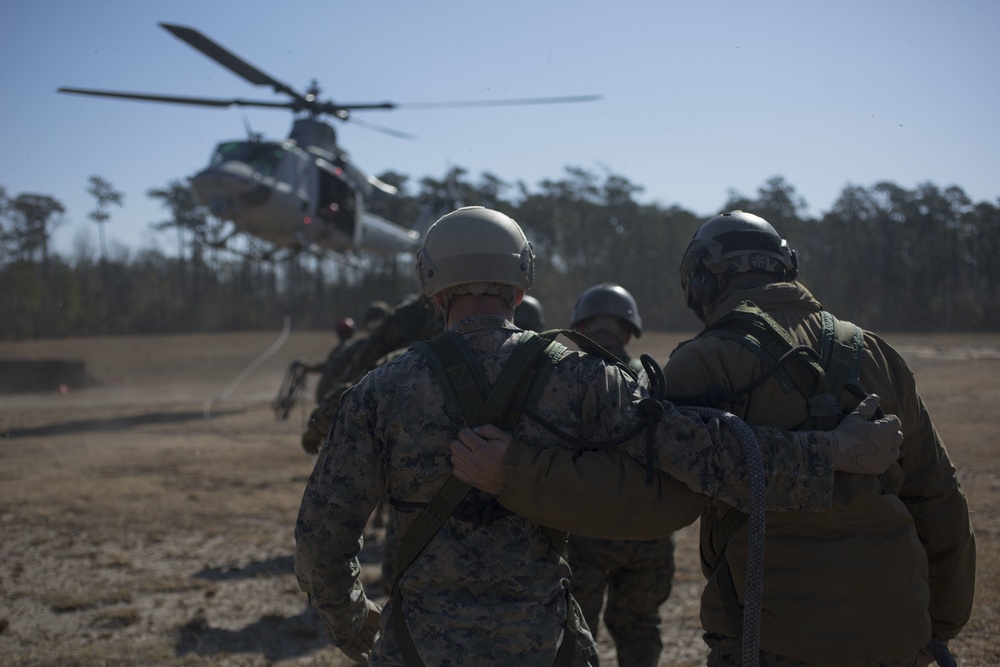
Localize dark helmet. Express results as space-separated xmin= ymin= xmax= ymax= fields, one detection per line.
xmin=364 ymin=301 xmax=390 ymax=329
xmin=679 ymin=210 xmax=798 ymax=312
xmin=570 ymin=283 xmax=642 ymax=338
xmin=335 ymin=317 xmax=355 ymax=341
xmin=514 ymin=294 xmax=546 ymax=331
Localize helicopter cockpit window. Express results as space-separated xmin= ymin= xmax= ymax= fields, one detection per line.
xmin=210 ymin=141 xmax=286 ymax=176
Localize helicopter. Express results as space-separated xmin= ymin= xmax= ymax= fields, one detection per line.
xmin=58 ymin=23 xmax=601 ymax=258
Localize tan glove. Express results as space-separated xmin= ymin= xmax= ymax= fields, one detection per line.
xmin=338 ymin=598 xmax=382 ymax=664
xmin=830 ymin=394 xmax=903 ymax=474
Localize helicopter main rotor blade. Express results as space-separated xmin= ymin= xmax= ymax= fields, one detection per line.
xmin=159 ymin=22 xmax=308 ymax=105
xmin=319 ymin=101 xmax=395 ymax=113
xmin=343 ymin=116 xmax=417 ymax=140
xmin=391 ymin=94 xmax=603 ymax=109
xmin=57 ymin=87 xmax=295 ymax=110
xmin=317 ymin=94 xmax=602 ymax=115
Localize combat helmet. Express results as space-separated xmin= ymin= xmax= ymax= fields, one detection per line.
xmin=415 ymin=206 xmax=534 ymax=308
xmin=364 ymin=301 xmax=390 ymax=330
xmin=570 ymin=283 xmax=642 ymax=338
xmin=514 ymin=294 xmax=546 ymax=332
xmin=679 ymin=210 xmax=798 ymax=313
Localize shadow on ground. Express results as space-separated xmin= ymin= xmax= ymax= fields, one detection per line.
xmin=2 ymin=408 xmax=243 ymax=438
xmin=176 ymin=606 xmax=330 ymax=661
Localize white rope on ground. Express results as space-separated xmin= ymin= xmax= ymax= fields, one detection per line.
xmin=202 ymin=315 xmax=300 ymax=450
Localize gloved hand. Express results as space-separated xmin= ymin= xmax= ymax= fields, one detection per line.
xmin=301 ymin=407 xmax=327 ymax=455
xmin=338 ymin=598 xmax=382 ymax=664
xmin=830 ymin=394 xmax=903 ymax=474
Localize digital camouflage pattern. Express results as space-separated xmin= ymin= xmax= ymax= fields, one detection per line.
xmin=564 ymin=342 xmax=676 ymax=667
xmin=567 ymin=534 xmax=675 ymax=667
xmin=295 ymin=315 xmax=843 ymax=666
xmin=296 ymin=316 xmax=603 ymax=666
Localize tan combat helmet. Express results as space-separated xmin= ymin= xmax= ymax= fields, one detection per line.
xmin=415 ymin=207 xmax=534 ymax=309
xmin=679 ymin=210 xmax=798 ymax=314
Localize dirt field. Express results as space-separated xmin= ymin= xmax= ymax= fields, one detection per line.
xmin=1 ymin=329 xmax=998 ymax=666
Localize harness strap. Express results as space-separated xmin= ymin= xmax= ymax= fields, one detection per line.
xmin=391 ymin=475 xmax=471 ymax=665
xmin=538 ymin=327 xmax=639 ymax=380
xmin=820 ymin=310 xmax=864 ymax=397
xmin=394 ymin=330 xmax=577 ymax=667
xmin=414 ymin=330 xmax=492 ymax=422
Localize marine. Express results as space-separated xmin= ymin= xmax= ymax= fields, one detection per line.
xmin=566 ymin=282 xmax=676 ymax=667
xmin=665 ymin=210 xmax=976 ymax=665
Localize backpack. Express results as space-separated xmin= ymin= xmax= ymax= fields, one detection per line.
xmin=675 ymin=300 xmax=865 ymax=430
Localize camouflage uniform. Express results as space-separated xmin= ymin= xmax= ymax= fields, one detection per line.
xmin=313 ymin=336 xmax=356 ymax=403
xmin=565 ymin=343 xmax=676 ymax=667
xmin=665 ymin=282 xmax=976 ymax=665
xmin=303 ymin=294 xmax=443 ymax=454
xmin=294 ymin=315 xmax=842 ymax=666
xmin=567 ymin=535 xmax=674 ymax=667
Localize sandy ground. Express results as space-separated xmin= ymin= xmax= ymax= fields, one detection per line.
xmin=1 ymin=329 xmax=998 ymax=666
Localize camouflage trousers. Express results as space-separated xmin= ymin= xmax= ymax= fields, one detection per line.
xmin=568 ymin=534 xmax=676 ymax=667
xmin=704 ymin=633 xmax=919 ymax=667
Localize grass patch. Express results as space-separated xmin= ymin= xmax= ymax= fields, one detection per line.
xmin=91 ymin=606 xmax=140 ymax=630
xmin=0 ymin=637 xmax=200 ymax=667
xmin=45 ymin=586 xmax=133 ymax=613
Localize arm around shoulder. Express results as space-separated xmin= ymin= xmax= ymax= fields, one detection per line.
xmin=498 ymin=441 xmax=706 ymax=538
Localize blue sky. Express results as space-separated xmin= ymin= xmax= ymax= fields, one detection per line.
xmin=2 ymin=1 xmax=998 ymax=257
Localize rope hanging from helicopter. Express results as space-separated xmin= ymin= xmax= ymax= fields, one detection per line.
xmin=201 ymin=315 xmax=304 ymax=451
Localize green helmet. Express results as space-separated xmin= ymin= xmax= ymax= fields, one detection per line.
xmin=570 ymin=283 xmax=642 ymax=338
xmin=679 ymin=210 xmax=798 ymax=311
xmin=514 ymin=294 xmax=546 ymax=331
xmin=415 ymin=206 xmax=534 ymax=300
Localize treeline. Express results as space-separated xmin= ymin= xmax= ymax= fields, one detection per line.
xmin=1 ymin=168 xmax=998 ymax=340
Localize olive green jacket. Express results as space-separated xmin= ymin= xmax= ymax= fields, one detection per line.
xmin=663 ymin=282 xmax=975 ymax=663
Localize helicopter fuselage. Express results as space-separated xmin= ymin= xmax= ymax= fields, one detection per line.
xmin=190 ymin=126 xmax=418 ymax=255
xmin=57 ymin=24 xmax=597 ymax=259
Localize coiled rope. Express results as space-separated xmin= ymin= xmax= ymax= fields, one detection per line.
xmin=685 ymin=405 xmax=766 ymax=667
xmin=635 ymin=353 xmax=766 ymax=667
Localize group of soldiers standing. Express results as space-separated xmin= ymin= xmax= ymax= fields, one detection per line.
xmin=300 ymin=281 xmax=677 ymax=666
xmin=289 ymin=207 xmax=974 ymax=666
